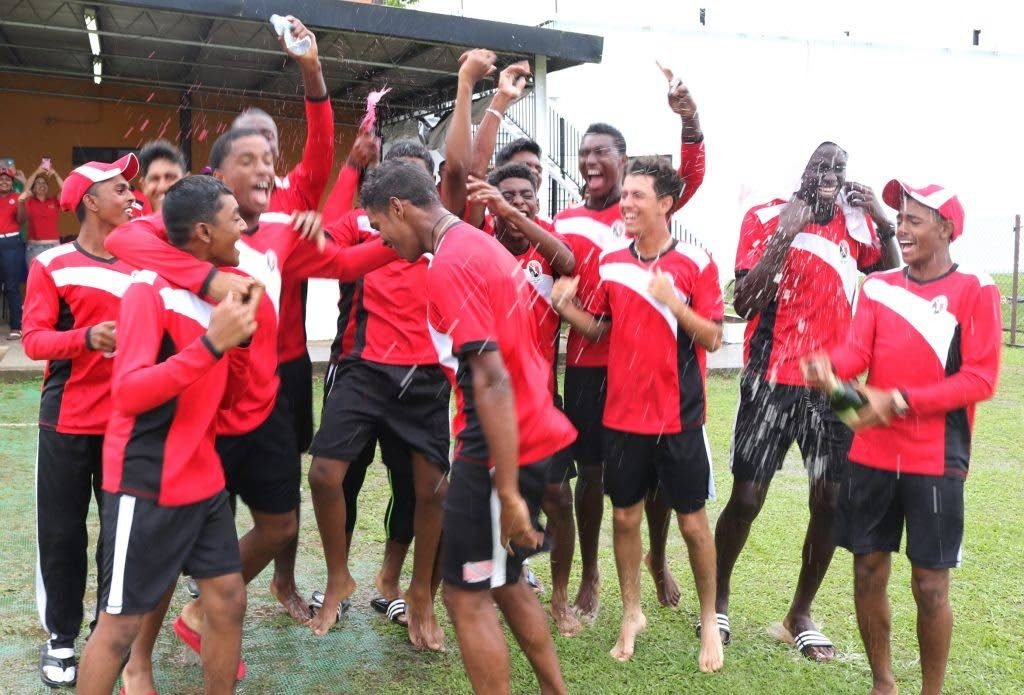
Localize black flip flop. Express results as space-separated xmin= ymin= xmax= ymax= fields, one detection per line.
xmin=39 ymin=643 xmax=76 ymax=689
xmin=308 ymin=590 xmax=351 ymax=625
xmin=370 ymin=596 xmax=408 ymax=625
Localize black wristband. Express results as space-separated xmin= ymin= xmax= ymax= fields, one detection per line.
xmin=201 ymin=335 xmax=224 ymax=359
xmin=877 ymin=222 xmax=896 ymax=243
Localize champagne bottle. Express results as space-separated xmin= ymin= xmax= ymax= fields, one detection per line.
xmin=825 ymin=372 xmax=866 ymax=427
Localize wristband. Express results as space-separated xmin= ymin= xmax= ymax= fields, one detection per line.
xmin=891 ymin=389 xmax=909 ymax=418
xmin=485 ymin=108 xmax=504 ymax=121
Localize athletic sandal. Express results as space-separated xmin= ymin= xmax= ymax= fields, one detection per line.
xmin=370 ymin=596 xmax=408 ymax=625
xmin=524 ymin=565 xmax=544 ymax=594
xmin=695 ymin=612 xmax=732 ymax=646
xmin=172 ymin=616 xmax=246 ymax=680
xmin=769 ymin=622 xmax=836 ymax=661
xmin=185 ymin=577 xmax=200 ymax=599
xmin=309 ymin=590 xmax=351 ymax=625
xmin=39 ymin=643 xmax=76 ymax=689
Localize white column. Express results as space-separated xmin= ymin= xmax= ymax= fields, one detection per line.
xmin=533 ymin=53 xmax=550 ymax=218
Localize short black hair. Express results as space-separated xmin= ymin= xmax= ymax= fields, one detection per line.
xmin=626 ymin=156 xmax=683 ymax=207
xmin=138 ymin=139 xmax=187 ymax=177
xmin=495 ymin=138 xmax=542 ymax=168
xmin=360 ymin=159 xmax=440 ymax=212
xmin=210 ymin=128 xmax=265 ymax=171
xmin=384 ymin=138 xmax=435 ymax=176
xmin=487 ymin=162 xmax=538 ymax=190
xmin=583 ymin=123 xmax=627 ymax=155
xmin=74 ymin=182 xmax=99 ymax=224
xmin=162 ymin=175 xmax=234 ymax=247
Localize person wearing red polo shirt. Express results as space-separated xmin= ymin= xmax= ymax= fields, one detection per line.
xmin=22 ymin=154 xmax=138 ymax=689
xmin=467 ymin=162 xmax=582 ymax=637
xmin=0 ymin=165 xmax=26 ymax=339
xmin=363 ymin=158 xmax=576 ymax=694
xmin=554 ymin=72 xmax=707 ymax=620
xmin=137 ymin=139 xmax=187 ymax=213
xmin=76 ymin=175 xmax=257 ymax=695
xmin=715 ymin=142 xmax=900 ymax=660
xmin=552 ymin=157 xmax=724 ymax=670
xmin=802 ymin=181 xmax=1000 ymax=695
xmin=18 ymin=165 xmax=64 ymax=267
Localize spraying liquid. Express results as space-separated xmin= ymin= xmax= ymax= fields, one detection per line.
xmin=270 ymin=14 xmax=311 ymax=56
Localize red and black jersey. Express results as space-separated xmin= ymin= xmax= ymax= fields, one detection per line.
xmin=591 ymin=240 xmax=724 ymax=434
xmin=555 ymin=139 xmax=706 ymax=368
xmin=105 ymin=212 xmax=395 ymax=435
xmin=735 ymin=199 xmax=881 ymax=385
xmin=327 ymin=209 xmax=437 ymax=366
xmin=271 ymin=96 xmax=336 ymax=364
xmin=428 ymin=223 xmax=576 ymax=467
xmin=25 ymin=197 xmax=60 ymax=242
xmin=22 ymin=243 xmax=136 ymax=434
xmin=103 ymin=272 xmax=238 ymax=507
xmin=0 ymin=191 xmax=19 ymax=233
xmin=829 ymin=266 xmax=1001 ymax=478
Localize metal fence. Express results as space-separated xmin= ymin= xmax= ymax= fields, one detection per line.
xmin=1005 ymin=215 xmax=1022 ymax=347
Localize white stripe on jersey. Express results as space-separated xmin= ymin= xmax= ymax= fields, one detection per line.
xmin=555 ymin=215 xmax=628 ymax=251
xmin=790 ymin=232 xmax=859 ymax=305
xmin=235 ymin=240 xmax=281 ymax=314
xmin=599 ymin=261 xmax=687 ymax=336
xmin=754 ymin=203 xmax=785 ymax=224
xmin=673 ymin=243 xmax=712 ymax=273
xmin=35 ymin=243 xmax=78 ymax=268
xmin=158 ymin=287 xmax=214 ymax=328
xmin=863 ymin=278 xmax=959 ymax=368
xmin=427 ymin=322 xmax=459 ymax=375
xmin=50 ymin=265 xmax=134 ymax=297
xmin=259 ymin=211 xmax=292 ymax=225
xmin=356 ymin=215 xmax=379 ymax=236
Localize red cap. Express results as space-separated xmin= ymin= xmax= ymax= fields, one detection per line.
xmin=882 ymin=179 xmax=965 ymax=240
xmin=0 ymin=167 xmax=15 ymax=179
xmin=60 ymin=154 xmax=140 ymax=212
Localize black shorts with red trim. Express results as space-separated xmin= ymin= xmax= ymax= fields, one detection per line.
xmin=442 ymin=458 xmax=550 ymax=590
xmin=603 ymin=428 xmax=714 ymax=514
xmin=311 ymin=358 xmax=451 ymax=472
xmin=730 ymin=373 xmax=853 ymax=485
xmin=216 ymin=397 xmax=301 ymax=515
xmin=836 ymin=462 xmax=965 ymax=570
xmin=278 ymin=353 xmax=314 ymax=453
xmin=563 ymin=366 xmax=606 ymax=468
xmin=97 ymin=490 xmax=240 ymax=615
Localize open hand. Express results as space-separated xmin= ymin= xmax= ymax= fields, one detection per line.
xmin=497 ymin=60 xmax=531 ymax=103
xmin=291 ymin=210 xmax=325 ymax=251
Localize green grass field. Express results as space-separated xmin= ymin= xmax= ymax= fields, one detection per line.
xmin=0 ymin=350 xmax=1022 ymax=694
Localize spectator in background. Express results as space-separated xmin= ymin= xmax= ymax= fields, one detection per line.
xmin=138 ymin=140 xmax=187 ymax=213
xmin=19 ymin=166 xmax=64 ymax=266
xmin=0 ymin=166 xmax=26 ymax=339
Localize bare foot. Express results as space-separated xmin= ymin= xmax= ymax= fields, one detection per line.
xmin=573 ymin=574 xmax=600 ymax=622
xmin=405 ymin=589 xmax=445 ymax=652
xmin=869 ymin=684 xmax=898 ymax=695
xmin=782 ymin=613 xmax=836 ymax=663
xmin=180 ymin=599 xmax=204 ymax=634
xmin=698 ymin=613 xmax=724 ymax=673
xmin=310 ymin=572 xmax=355 ymax=637
xmin=609 ymin=611 xmax=647 ymax=662
xmin=270 ymin=578 xmax=311 ymax=624
xmin=374 ymin=569 xmax=401 ymax=602
xmin=644 ymin=552 xmax=680 ymax=608
xmin=120 ymin=656 xmax=157 ymax=695
xmin=551 ymin=598 xmax=584 ymax=637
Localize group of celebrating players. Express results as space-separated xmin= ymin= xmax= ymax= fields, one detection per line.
xmin=22 ymin=15 xmax=1002 ymax=695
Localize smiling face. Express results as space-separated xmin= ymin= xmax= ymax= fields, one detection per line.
xmin=215 ymin=134 xmax=274 ymax=220
xmin=0 ymin=174 xmax=11 ymax=194
xmin=578 ymin=133 xmax=626 ymax=204
xmin=202 ymin=193 xmax=245 ymax=267
xmin=367 ymin=200 xmax=422 ymax=262
xmin=32 ymin=176 xmax=49 ymax=198
xmin=509 ymin=150 xmax=543 ymax=183
xmin=896 ymin=195 xmax=951 ymax=268
xmin=84 ymin=175 xmax=136 ymax=228
xmin=800 ymin=143 xmax=848 ymax=206
xmin=621 ymin=173 xmax=673 ymax=239
xmin=142 ymin=158 xmax=185 ymax=212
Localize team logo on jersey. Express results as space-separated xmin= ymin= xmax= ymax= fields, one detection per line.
xmin=266 ymin=250 xmax=278 ymax=272
xmin=7 ymin=199 xmax=14 ymax=205
xmin=526 ymin=259 xmax=543 ymax=282
xmin=611 ymin=220 xmax=626 ymax=238
xmin=838 ymin=240 xmax=850 ymax=259
xmin=930 ymin=295 xmax=948 ymax=314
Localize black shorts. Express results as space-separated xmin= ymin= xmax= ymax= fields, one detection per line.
xmin=311 ymin=359 xmax=451 ymax=472
xmin=442 ymin=458 xmax=549 ymax=590
xmin=216 ymin=398 xmax=301 ymax=515
xmin=730 ymin=373 xmax=853 ymax=485
xmin=545 ymin=392 xmax=577 ymax=485
xmin=603 ymin=428 xmax=714 ymax=513
xmin=98 ymin=491 xmax=240 ymax=615
xmin=279 ymin=353 xmax=314 ymax=453
xmin=836 ymin=463 xmax=965 ymax=569
xmin=563 ymin=366 xmax=607 ymax=468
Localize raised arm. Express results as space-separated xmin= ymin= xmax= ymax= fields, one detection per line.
xmin=659 ymin=67 xmax=705 ymax=211
xmin=443 ymin=49 xmax=497 ymax=217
